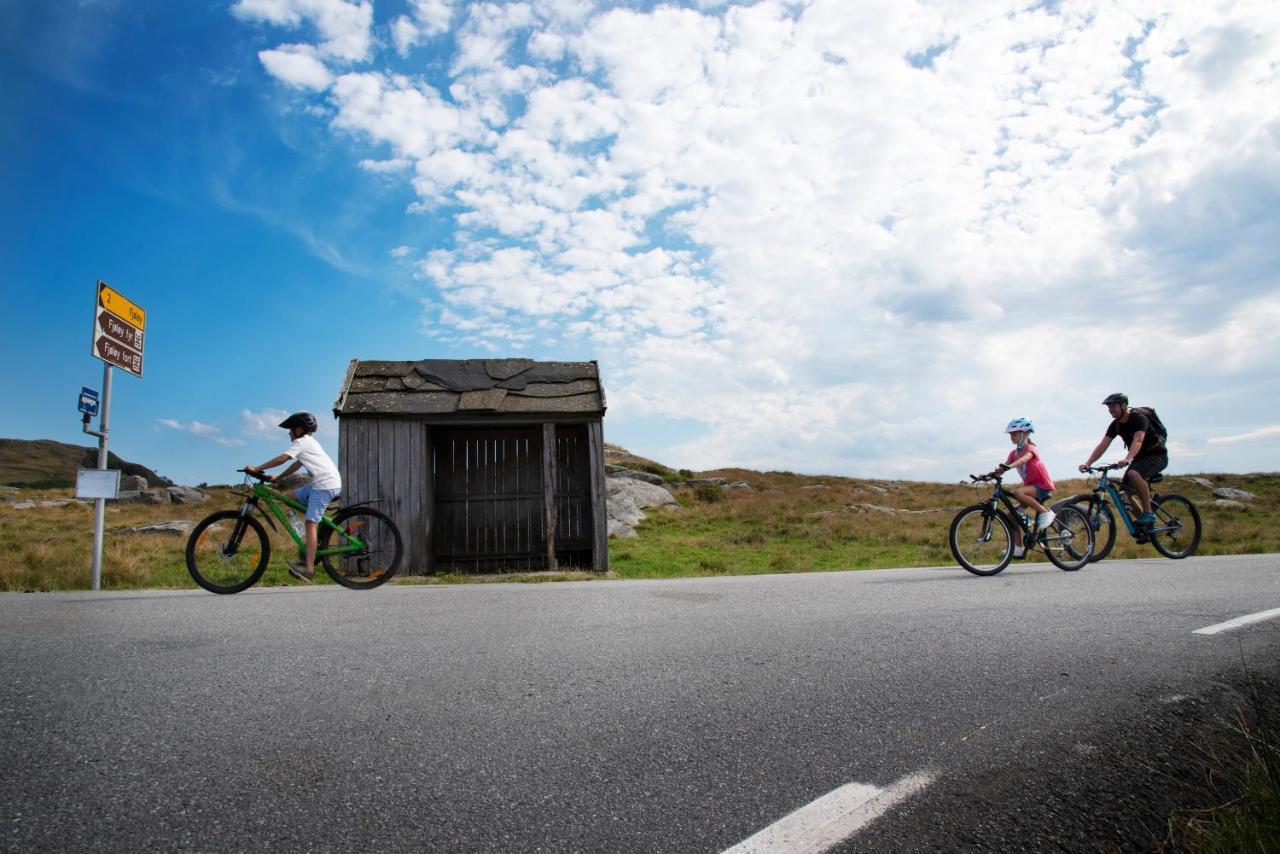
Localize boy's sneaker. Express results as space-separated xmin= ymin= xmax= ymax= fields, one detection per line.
xmin=1136 ymin=512 xmax=1157 ymax=527
xmin=1036 ymin=510 xmax=1056 ymax=530
xmin=286 ymin=560 xmax=314 ymax=582
xmin=1010 ymin=545 xmax=1026 ymax=559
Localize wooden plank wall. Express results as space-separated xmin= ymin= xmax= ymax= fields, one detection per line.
xmin=587 ymin=420 xmax=609 ymax=571
xmin=338 ymin=417 xmax=428 ymax=575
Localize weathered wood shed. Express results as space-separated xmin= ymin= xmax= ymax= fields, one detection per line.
xmin=332 ymin=358 xmax=608 ymax=574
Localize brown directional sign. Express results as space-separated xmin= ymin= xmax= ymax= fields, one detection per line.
xmin=97 ymin=308 xmax=144 ymax=351
xmin=91 ymin=281 xmax=145 ymax=378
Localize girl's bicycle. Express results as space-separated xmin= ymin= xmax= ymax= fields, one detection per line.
xmin=949 ymin=473 xmax=1094 ymax=576
xmin=185 ymin=469 xmax=403 ymax=594
xmin=1063 ymin=464 xmax=1201 ymax=561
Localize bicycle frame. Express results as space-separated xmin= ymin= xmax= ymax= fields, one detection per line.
xmin=236 ymin=480 xmax=365 ymax=559
xmin=979 ymin=478 xmax=1043 ymax=545
xmin=1084 ymin=467 xmax=1174 ymax=538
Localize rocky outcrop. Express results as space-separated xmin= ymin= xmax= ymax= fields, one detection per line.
xmin=606 ymin=477 xmax=677 ymax=538
xmin=1212 ymin=487 xmax=1256 ymax=501
xmin=167 ymin=485 xmax=208 ymax=504
xmin=609 ymin=468 xmax=666 ymax=485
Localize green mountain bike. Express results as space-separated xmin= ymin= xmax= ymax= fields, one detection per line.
xmin=185 ymin=469 xmax=403 ymax=594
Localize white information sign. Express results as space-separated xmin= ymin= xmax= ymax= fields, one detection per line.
xmin=76 ymin=468 xmax=121 ymax=500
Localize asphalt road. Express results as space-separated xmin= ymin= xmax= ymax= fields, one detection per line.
xmin=2 ymin=554 xmax=1278 ymax=852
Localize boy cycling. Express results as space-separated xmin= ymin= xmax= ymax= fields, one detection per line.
xmin=245 ymin=411 xmax=341 ymax=581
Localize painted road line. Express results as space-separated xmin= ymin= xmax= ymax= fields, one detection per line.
xmin=722 ymin=771 xmax=936 ymax=854
xmin=1193 ymin=606 xmax=1280 ymax=636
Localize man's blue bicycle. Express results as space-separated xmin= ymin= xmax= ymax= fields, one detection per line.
xmin=1063 ymin=464 xmax=1201 ymax=561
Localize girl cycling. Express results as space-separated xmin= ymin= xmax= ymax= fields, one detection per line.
xmin=995 ymin=417 xmax=1056 ymax=558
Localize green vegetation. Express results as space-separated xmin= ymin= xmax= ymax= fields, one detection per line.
xmin=1 ymin=470 xmax=1277 ymax=592
xmin=1166 ymin=681 xmax=1280 ymax=852
xmin=610 ymin=469 xmax=1280 ymax=580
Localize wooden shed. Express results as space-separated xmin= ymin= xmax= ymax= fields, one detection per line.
xmin=332 ymin=358 xmax=608 ymax=575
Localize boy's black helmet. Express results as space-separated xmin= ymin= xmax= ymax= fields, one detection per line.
xmin=1102 ymin=393 xmax=1128 ymax=406
xmin=278 ymin=412 xmax=318 ymax=434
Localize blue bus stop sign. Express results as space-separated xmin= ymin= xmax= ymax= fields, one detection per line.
xmin=79 ymin=386 xmax=99 ymax=417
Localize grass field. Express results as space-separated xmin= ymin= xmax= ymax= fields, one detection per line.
xmin=1 ymin=469 xmax=1276 ymax=592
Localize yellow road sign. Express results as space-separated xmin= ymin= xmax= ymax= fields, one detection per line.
xmin=98 ymin=281 xmax=146 ymax=330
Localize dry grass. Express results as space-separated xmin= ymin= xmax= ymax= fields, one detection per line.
xmin=1 ymin=471 xmax=1276 ymax=591
xmin=0 ymin=486 xmax=312 ymax=592
xmin=609 ymin=469 xmax=1280 ymax=579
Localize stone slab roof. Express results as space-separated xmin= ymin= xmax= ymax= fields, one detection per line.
xmin=334 ymin=359 xmax=606 ymax=418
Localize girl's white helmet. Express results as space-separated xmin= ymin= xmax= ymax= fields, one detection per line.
xmin=1004 ymin=417 xmax=1034 ymax=433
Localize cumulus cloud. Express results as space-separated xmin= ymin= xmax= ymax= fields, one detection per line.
xmin=258 ymin=43 xmax=333 ymax=90
xmin=233 ymin=0 xmax=1280 ymax=478
xmin=232 ymin=0 xmax=373 ymax=61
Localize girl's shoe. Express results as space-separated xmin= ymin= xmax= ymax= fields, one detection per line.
xmin=1009 ymin=545 xmax=1026 ymax=559
xmin=1035 ymin=510 xmax=1056 ymax=530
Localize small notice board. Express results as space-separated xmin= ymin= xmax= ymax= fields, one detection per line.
xmin=76 ymin=468 xmax=121 ymax=500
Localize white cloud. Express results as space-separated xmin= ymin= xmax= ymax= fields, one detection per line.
xmin=232 ymin=0 xmax=373 ymax=61
xmin=1208 ymin=425 xmax=1280 ymax=445
xmin=234 ymin=0 xmax=1280 ymax=478
xmin=258 ymin=44 xmax=333 ymax=90
xmin=240 ymin=408 xmax=291 ymax=437
xmin=392 ymin=0 xmax=454 ymax=56
xmin=158 ymin=419 xmax=246 ymax=447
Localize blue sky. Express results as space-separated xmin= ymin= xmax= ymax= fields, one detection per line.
xmin=2 ymin=0 xmax=1278 ymax=487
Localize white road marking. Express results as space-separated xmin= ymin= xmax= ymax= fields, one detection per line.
xmin=1193 ymin=606 xmax=1280 ymax=636
xmin=722 ymin=771 xmax=936 ymax=854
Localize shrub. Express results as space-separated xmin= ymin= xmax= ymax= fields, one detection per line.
xmin=694 ymin=484 xmax=725 ymax=503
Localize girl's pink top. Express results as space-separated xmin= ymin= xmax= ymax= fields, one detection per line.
xmin=1006 ymin=443 xmax=1055 ymax=492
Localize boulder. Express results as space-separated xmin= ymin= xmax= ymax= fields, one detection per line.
xmin=606 ymin=477 xmax=676 ymax=533
xmin=115 ymin=490 xmax=145 ymax=503
xmin=117 ymin=521 xmax=200 ymax=536
xmin=684 ymin=478 xmax=727 ymax=487
xmin=119 ymin=475 xmax=148 ymax=492
xmin=1188 ymin=477 xmax=1215 ymax=489
xmin=611 ymin=468 xmax=666 ymax=486
xmin=852 ymin=503 xmax=896 ymax=514
xmin=608 ymin=520 xmax=638 ymax=539
xmin=801 ymin=484 xmax=830 ymax=490
xmin=1212 ymin=499 xmax=1248 ymax=510
xmin=142 ymin=489 xmax=169 ymax=505
xmin=725 ymin=481 xmax=753 ymax=491
xmin=168 ymin=486 xmax=209 ymax=504
xmin=1212 ymin=487 xmax=1256 ymax=501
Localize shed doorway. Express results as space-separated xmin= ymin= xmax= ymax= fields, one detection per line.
xmin=432 ymin=427 xmax=546 ymax=572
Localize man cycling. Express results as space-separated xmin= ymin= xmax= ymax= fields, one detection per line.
xmin=1078 ymin=393 xmax=1167 ymax=528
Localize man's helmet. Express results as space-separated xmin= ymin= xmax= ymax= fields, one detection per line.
xmin=1004 ymin=417 xmax=1034 ymax=433
xmin=278 ymin=412 xmax=318 ymax=434
xmin=1102 ymin=393 xmax=1128 ymax=406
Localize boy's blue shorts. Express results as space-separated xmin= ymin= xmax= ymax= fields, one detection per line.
xmin=295 ymin=484 xmax=341 ymax=522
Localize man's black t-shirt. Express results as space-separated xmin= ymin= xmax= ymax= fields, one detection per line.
xmin=1107 ymin=411 xmax=1164 ymax=458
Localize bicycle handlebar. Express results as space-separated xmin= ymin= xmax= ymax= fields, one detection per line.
xmin=237 ymin=468 xmax=272 ymax=482
xmin=1084 ymin=463 xmax=1127 ymax=473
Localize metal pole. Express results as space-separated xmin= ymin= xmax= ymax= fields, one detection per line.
xmin=90 ymin=364 xmax=112 ymax=590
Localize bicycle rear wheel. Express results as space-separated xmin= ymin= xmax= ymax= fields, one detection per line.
xmin=318 ymin=506 xmax=403 ymax=589
xmin=949 ymin=505 xmax=1014 ymax=576
xmin=1064 ymin=495 xmax=1115 ymax=562
xmin=1040 ymin=505 xmax=1093 ymax=571
xmin=1149 ymin=494 xmax=1201 ymax=559
xmin=186 ymin=510 xmax=270 ymax=594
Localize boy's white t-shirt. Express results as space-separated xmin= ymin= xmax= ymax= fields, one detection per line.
xmin=285 ymin=435 xmax=342 ymax=490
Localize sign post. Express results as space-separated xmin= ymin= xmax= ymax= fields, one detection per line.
xmin=85 ymin=280 xmax=146 ymax=590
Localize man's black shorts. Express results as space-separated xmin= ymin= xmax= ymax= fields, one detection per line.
xmin=1127 ymin=450 xmax=1168 ymax=483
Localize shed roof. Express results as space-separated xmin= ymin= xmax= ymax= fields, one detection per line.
xmin=333 ymin=359 xmax=606 ymax=418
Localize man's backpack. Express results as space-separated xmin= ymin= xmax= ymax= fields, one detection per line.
xmin=1130 ymin=406 xmax=1168 ymax=445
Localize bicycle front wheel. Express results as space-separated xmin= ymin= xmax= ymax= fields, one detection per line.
xmin=1041 ymin=505 xmax=1093 ymax=571
xmin=318 ymin=506 xmax=403 ymax=590
xmin=1149 ymin=494 xmax=1201 ymax=559
xmin=186 ymin=510 xmax=270 ymax=594
xmin=949 ymin=505 xmax=1014 ymax=576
